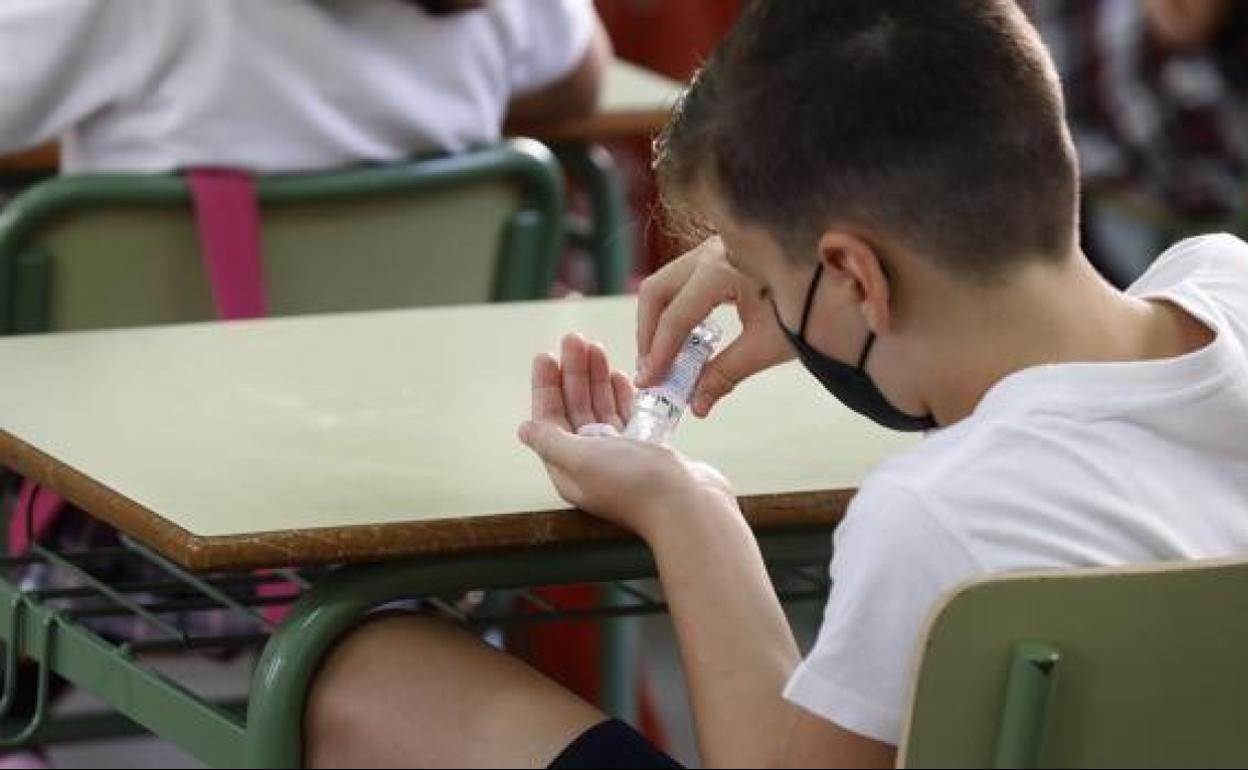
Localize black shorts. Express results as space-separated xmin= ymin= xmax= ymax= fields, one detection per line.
xmin=549 ymin=719 xmax=684 ymax=769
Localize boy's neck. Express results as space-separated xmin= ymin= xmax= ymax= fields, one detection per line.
xmin=920 ymin=252 xmax=1214 ymax=427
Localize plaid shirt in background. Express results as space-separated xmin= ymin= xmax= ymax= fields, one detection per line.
xmin=1028 ymin=0 xmax=1248 ymax=223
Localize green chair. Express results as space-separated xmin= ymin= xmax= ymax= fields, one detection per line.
xmin=555 ymin=142 xmax=635 ymax=296
xmin=900 ymin=557 xmax=1248 ymax=769
xmin=0 ymin=138 xmax=565 ymax=335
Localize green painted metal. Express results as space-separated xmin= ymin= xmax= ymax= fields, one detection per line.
xmin=0 ymin=609 xmax=54 ymax=747
xmin=0 ymin=518 xmax=829 ymax=766
xmin=0 ymin=139 xmax=566 ymax=334
xmin=10 ymin=250 xmax=49 ymax=335
xmin=31 ymin=542 xmax=185 ymax=642
xmin=0 ymin=702 xmax=247 ymax=746
xmin=601 ymin=584 xmax=641 ymax=723
xmin=493 ymin=208 xmax=552 ymax=302
xmin=118 ymin=535 xmax=273 ymax=632
xmin=0 ymin=584 xmax=248 ymax=767
xmin=555 ymin=143 xmax=634 ymax=295
xmin=993 ymin=641 xmax=1060 ymax=770
xmin=902 ymin=559 xmax=1248 ymax=768
xmin=0 ymin=596 xmax=31 ymax=725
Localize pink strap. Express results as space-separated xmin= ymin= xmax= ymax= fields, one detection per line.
xmin=10 ymin=170 xmax=292 ymax=622
xmin=8 ymin=481 xmax=63 ymax=555
xmin=8 ymin=170 xmax=269 ymax=557
xmin=188 ymin=169 xmax=268 ymax=320
xmin=188 ymin=169 xmax=291 ymax=621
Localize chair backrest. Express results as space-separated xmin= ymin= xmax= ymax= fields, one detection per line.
xmin=899 ymin=557 xmax=1248 ymax=769
xmin=0 ymin=138 xmax=564 ymax=334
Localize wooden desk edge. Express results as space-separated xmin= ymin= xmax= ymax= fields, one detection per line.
xmin=0 ymin=144 xmax=58 ymax=175
xmin=511 ymin=109 xmax=672 ymax=144
xmin=0 ymin=429 xmax=852 ymax=573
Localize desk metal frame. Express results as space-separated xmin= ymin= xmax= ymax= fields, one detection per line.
xmin=0 ymin=491 xmax=830 ymax=768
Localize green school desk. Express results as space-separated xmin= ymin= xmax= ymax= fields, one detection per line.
xmin=0 ymin=297 xmax=915 ymax=766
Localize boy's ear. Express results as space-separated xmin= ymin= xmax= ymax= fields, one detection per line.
xmin=816 ymin=230 xmax=893 ymax=333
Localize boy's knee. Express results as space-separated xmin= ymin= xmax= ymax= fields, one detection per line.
xmin=304 ymin=615 xmax=459 ymax=766
xmin=304 ymin=669 xmax=358 ymax=767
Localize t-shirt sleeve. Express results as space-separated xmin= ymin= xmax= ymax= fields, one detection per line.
xmin=1128 ymin=232 xmax=1248 ymax=296
xmin=0 ymin=0 xmax=147 ymax=152
xmin=495 ymin=0 xmax=597 ymax=96
xmin=783 ymin=479 xmax=982 ymax=745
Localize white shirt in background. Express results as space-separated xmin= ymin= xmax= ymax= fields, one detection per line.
xmin=0 ymin=0 xmax=595 ymax=172
xmin=785 ymin=234 xmax=1248 ymax=744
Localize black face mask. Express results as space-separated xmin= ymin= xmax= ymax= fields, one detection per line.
xmin=773 ymin=264 xmax=937 ymax=432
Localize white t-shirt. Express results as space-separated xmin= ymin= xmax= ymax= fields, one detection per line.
xmin=0 ymin=0 xmax=595 ymax=173
xmin=784 ymin=234 xmax=1248 ymax=744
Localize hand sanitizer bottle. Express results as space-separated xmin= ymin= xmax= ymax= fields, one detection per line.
xmin=624 ymin=320 xmax=723 ymax=443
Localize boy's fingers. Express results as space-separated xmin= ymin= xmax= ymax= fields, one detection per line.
xmin=530 ymin=353 xmax=571 ymax=429
xmin=641 ymin=271 xmax=731 ymax=387
xmin=691 ymin=328 xmax=793 ymax=416
xmin=691 ymin=359 xmax=737 ymax=417
xmin=636 ymin=256 xmax=696 ymax=361
xmin=587 ymin=342 xmax=622 ymax=429
xmin=518 ymin=420 xmax=582 ymax=471
xmin=560 ymin=334 xmax=596 ymax=428
xmin=611 ymin=370 xmax=636 ymax=423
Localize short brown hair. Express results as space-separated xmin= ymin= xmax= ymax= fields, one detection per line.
xmin=655 ymin=0 xmax=1079 ymax=280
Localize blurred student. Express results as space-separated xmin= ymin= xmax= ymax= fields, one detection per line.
xmin=0 ymin=0 xmax=608 ymax=172
xmin=1030 ymin=0 xmax=1248 ymax=286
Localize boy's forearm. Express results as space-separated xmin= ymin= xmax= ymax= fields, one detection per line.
xmin=644 ymin=497 xmax=802 ymax=768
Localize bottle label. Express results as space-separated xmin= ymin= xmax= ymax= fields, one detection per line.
xmin=625 ymin=320 xmax=722 ymax=443
xmin=655 ymin=336 xmax=713 ymax=408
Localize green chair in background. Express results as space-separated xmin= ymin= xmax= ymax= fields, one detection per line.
xmin=900 ymin=556 xmax=1248 ymax=769
xmin=555 ymin=142 xmax=635 ymax=296
xmin=0 ymin=137 xmax=565 ymax=335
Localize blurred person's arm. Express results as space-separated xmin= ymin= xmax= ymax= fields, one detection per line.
xmin=505 ymin=15 xmax=610 ymax=127
xmin=0 ymin=0 xmax=143 ymax=153
xmin=1145 ymin=0 xmax=1233 ymax=49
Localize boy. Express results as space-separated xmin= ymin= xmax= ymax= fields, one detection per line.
xmin=305 ymin=1 xmax=1248 ymax=767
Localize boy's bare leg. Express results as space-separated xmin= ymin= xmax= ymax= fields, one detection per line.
xmin=305 ymin=615 xmax=606 ymax=769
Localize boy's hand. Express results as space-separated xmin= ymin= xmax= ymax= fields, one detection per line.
xmin=518 ymin=334 xmax=738 ymax=541
xmin=636 ymin=236 xmax=794 ymax=417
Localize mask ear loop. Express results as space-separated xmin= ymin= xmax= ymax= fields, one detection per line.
xmin=797 ymin=263 xmax=825 ymax=339
xmin=856 ymin=243 xmax=899 ymax=371
xmin=800 ymin=262 xmax=877 ymax=370
xmin=856 ymin=333 xmax=877 ymax=371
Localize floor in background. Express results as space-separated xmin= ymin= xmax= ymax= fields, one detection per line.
xmin=40 ymin=600 xmax=825 ymax=768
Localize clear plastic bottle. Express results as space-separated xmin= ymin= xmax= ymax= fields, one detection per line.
xmin=624 ymin=319 xmax=723 ymax=443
